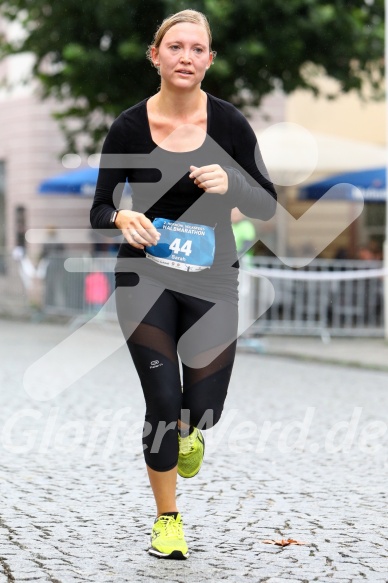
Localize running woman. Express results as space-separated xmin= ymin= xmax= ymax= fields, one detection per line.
xmin=90 ymin=9 xmax=277 ymax=560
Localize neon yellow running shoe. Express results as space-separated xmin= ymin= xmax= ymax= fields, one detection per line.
xmin=148 ymin=512 xmax=188 ymax=559
xmin=177 ymin=427 xmax=205 ymax=478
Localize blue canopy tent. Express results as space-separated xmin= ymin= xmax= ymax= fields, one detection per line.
xmin=39 ymin=167 xmax=99 ymax=196
xmin=299 ymin=167 xmax=386 ymax=202
xmin=38 ymin=167 xmax=132 ymax=196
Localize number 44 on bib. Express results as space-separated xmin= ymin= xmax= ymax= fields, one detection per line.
xmin=145 ymin=218 xmax=215 ymax=272
xmin=169 ymin=238 xmax=192 ymax=256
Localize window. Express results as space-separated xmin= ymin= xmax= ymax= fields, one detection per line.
xmin=363 ymin=203 xmax=385 ymax=248
xmin=15 ymin=205 xmax=26 ymax=248
xmin=0 ymin=161 xmax=5 ymax=251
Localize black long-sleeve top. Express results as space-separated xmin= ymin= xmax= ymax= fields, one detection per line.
xmin=90 ymin=92 xmax=277 ymax=303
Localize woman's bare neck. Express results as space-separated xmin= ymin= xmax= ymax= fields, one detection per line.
xmin=148 ymin=88 xmax=207 ymax=121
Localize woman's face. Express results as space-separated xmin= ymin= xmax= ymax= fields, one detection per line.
xmin=152 ymin=22 xmax=213 ymax=89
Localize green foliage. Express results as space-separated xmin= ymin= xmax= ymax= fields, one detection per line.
xmin=0 ymin=0 xmax=384 ymax=153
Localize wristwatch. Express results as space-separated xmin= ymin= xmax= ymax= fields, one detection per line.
xmin=110 ymin=210 xmax=119 ymax=226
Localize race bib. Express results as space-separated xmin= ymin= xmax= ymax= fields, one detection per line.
xmin=145 ymin=218 xmax=215 ymax=272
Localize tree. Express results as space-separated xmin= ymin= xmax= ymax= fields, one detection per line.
xmin=0 ymin=0 xmax=384 ymax=154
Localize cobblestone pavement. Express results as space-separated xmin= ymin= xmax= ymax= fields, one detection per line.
xmin=0 ymin=319 xmax=387 ymax=583
xmin=260 ymin=336 xmax=388 ymax=372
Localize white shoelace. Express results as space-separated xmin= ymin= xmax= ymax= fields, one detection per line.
xmin=179 ymin=429 xmax=197 ymax=455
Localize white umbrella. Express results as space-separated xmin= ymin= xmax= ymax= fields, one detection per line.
xmin=257 ymin=123 xmax=387 ymax=187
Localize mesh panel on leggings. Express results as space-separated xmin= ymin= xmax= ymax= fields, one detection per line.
xmin=115 ymin=278 xmax=238 ymax=471
xmin=128 ymin=322 xmax=179 ymax=365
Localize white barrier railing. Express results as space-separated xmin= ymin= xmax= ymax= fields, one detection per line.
xmin=242 ymin=257 xmax=384 ymax=337
xmin=32 ymin=254 xmax=386 ymax=337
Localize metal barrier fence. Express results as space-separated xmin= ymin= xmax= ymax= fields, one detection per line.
xmin=244 ymin=257 xmax=384 ymax=337
xmin=39 ymin=254 xmax=385 ymax=336
xmin=0 ymin=253 xmax=29 ymax=317
xmin=42 ymin=255 xmax=117 ymax=318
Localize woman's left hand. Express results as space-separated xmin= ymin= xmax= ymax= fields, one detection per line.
xmin=189 ymin=164 xmax=228 ymax=195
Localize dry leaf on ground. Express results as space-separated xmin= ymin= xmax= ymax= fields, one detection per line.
xmin=261 ymin=538 xmax=308 ymax=547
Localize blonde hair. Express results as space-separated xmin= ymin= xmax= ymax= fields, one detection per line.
xmin=146 ymin=9 xmax=216 ymax=71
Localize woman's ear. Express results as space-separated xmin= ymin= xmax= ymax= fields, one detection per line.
xmin=151 ymin=46 xmax=159 ymax=67
xmin=206 ymin=51 xmax=214 ymax=69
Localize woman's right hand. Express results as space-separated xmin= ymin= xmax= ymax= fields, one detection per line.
xmin=115 ymin=210 xmax=160 ymax=250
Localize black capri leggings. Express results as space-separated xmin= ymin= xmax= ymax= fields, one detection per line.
xmin=115 ymin=273 xmax=238 ymax=472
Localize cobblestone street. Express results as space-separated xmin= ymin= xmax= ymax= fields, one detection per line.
xmin=0 ymin=319 xmax=387 ymax=582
